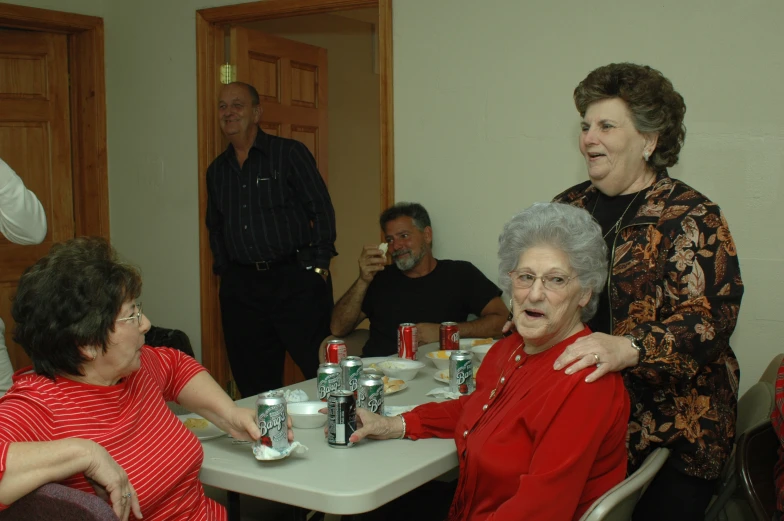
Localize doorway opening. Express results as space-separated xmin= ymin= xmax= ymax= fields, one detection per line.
xmin=196 ymin=0 xmax=394 ymax=391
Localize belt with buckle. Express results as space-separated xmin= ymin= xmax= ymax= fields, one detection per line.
xmin=235 ymin=256 xmax=296 ymax=271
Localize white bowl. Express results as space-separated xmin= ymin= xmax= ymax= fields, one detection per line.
xmin=287 ymin=401 xmax=327 ymax=429
xmin=425 ymin=350 xmax=453 ymax=371
xmin=470 ymin=343 xmax=495 ymax=362
xmin=377 ymin=359 xmax=426 ymax=381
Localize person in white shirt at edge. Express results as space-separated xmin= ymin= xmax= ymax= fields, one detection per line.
xmin=0 ymin=157 xmax=47 ymax=396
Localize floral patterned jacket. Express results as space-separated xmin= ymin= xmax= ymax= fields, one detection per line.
xmin=554 ymin=172 xmax=743 ymax=480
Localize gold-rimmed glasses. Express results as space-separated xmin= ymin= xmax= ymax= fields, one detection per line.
xmin=116 ymin=302 xmax=143 ymax=326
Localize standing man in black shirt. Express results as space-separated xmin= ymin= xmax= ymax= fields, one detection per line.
xmin=206 ymin=81 xmax=336 ymax=397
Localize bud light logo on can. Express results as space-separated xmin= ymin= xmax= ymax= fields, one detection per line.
xmin=257 ymin=403 xmax=289 ymax=451
xmin=318 ymin=372 xmax=341 ymax=400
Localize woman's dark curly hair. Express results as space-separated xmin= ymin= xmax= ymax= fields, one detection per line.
xmin=12 ymin=237 xmax=142 ymax=379
xmin=574 ymin=63 xmax=687 ymax=170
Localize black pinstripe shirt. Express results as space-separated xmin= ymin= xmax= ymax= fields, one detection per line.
xmin=206 ymin=129 xmax=337 ymax=275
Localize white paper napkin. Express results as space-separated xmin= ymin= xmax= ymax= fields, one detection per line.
xmin=281 ymin=389 xmax=309 ymax=403
xmin=426 ymin=387 xmax=462 ymax=400
xmin=383 ymin=405 xmax=416 ymax=416
xmin=252 ymin=441 xmax=308 ymax=461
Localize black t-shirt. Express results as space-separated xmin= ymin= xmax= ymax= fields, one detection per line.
xmin=588 ymin=189 xmax=648 ymax=334
xmin=360 ymin=259 xmax=502 ymax=357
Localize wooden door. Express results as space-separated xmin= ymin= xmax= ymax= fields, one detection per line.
xmin=231 ymin=26 xmax=328 ymax=179
xmin=0 ymin=29 xmax=74 ymax=370
xmin=228 ymin=27 xmax=329 ymax=388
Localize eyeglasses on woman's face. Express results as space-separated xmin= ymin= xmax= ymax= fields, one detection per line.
xmin=508 ymin=271 xmax=574 ymax=291
xmin=116 ymin=302 xmax=143 ymax=326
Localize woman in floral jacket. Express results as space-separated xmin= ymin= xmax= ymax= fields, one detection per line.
xmin=551 ymin=63 xmax=744 ymax=521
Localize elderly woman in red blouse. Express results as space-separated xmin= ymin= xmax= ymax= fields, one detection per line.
xmin=352 ymin=202 xmax=631 ymax=521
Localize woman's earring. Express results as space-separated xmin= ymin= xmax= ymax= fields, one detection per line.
xmin=643 ymin=151 xmax=650 ymax=161
xmin=90 ymin=350 xmax=97 ymax=361
xmin=509 ymin=298 xmax=513 ymax=310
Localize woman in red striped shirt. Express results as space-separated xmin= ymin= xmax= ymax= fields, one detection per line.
xmin=0 ymin=237 xmax=285 ymax=521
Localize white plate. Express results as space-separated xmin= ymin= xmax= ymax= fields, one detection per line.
xmin=459 ymin=338 xmax=495 ymax=349
xmin=382 ymin=376 xmax=408 ymax=395
xmin=433 ymin=367 xmax=479 ymax=384
xmin=178 ymin=414 xmax=226 ymax=441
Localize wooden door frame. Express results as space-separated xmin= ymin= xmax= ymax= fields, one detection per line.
xmin=196 ymin=0 xmax=394 ymax=387
xmin=0 ymin=4 xmax=110 ymax=239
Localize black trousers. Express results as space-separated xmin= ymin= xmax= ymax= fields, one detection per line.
xmin=632 ymin=459 xmax=716 ymax=521
xmin=219 ymin=263 xmax=332 ymax=398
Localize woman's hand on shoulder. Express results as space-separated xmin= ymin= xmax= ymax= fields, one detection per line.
xmin=553 ymin=332 xmax=638 ymax=383
xmin=84 ymin=442 xmax=142 ymax=521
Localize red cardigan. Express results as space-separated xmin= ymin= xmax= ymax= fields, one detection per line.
xmin=404 ymin=328 xmax=630 ymax=521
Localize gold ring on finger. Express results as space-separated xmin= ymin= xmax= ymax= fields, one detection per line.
xmin=592 ymin=353 xmax=600 ymax=365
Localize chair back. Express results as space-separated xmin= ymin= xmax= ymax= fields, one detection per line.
xmin=0 ymin=483 xmax=118 ymax=521
xmin=578 ymin=448 xmax=670 ymax=521
xmin=737 ymin=380 xmax=776 ymax=439
xmin=705 ymin=379 xmax=777 ymax=521
xmin=737 ymin=421 xmax=780 ymax=521
xmin=761 ymin=354 xmax=784 ymax=387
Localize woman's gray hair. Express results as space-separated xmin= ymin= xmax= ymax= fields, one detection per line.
xmin=497 ymin=202 xmax=608 ymax=322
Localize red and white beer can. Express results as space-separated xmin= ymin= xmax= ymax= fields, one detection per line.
xmin=439 ymin=322 xmax=460 ymax=351
xmin=326 ymin=339 xmax=348 ymax=364
xmin=397 ymin=323 xmax=418 ymax=360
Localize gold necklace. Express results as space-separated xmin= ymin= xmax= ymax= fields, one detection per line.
xmin=488 ymin=341 xmax=524 ymax=399
xmin=592 ymin=189 xmax=643 ymax=240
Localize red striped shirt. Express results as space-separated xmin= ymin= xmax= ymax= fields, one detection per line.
xmin=0 ymin=346 xmax=226 ymax=521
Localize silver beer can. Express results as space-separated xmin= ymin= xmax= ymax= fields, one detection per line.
xmin=449 ymin=350 xmax=474 ymax=395
xmin=317 ymin=363 xmax=342 ymax=402
xmin=327 ymin=390 xmax=356 ymax=448
xmin=340 ymin=356 xmax=363 ymax=396
xmin=357 ymin=373 xmax=385 ymax=416
xmin=255 ymin=391 xmax=290 ymax=452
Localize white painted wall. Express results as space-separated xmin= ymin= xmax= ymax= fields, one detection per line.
xmin=6 ymin=0 xmax=782 ymax=396
xmin=393 ymin=0 xmax=784 ymax=396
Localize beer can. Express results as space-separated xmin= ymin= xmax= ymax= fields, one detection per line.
xmin=326 ymin=339 xmax=348 ymax=364
xmin=327 ymin=390 xmax=356 ymax=448
xmin=255 ymin=391 xmax=290 ymax=452
xmin=357 ymin=373 xmax=385 ymax=416
xmin=397 ymin=323 xmax=418 ymax=360
xmin=449 ymin=350 xmax=474 ymax=395
xmin=340 ymin=356 xmax=363 ymax=396
xmin=317 ymin=363 xmax=342 ymax=401
xmin=439 ymin=322 xmax=460 ymax=350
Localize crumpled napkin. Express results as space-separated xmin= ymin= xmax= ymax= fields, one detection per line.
xmin=383 ymin=405 xmax=416 ymax=416
xmin=252 ymin=441 xmax=308 ymax=461
xmin=426 ymin=387 xmax=463 ymax=400
xmin=281 ymin=389 xmax=308 ymax=403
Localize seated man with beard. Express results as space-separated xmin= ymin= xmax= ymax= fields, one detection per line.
xmin=327 ymin=202 xmax=508 ymax=357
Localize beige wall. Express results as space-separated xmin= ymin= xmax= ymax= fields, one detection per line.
xmin=5 ymin=0 xmax=783 ymax=396
xmin=246 ymin=14 xmax=381 ymax=302
xmin=393 ymin=0 xmax=784 ymax=396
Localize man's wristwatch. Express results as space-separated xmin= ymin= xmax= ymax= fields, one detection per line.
xmin=624 ymin=334 xmax=645 ymax=364
xmin=314 ymin=267 xmax=329 ymax=277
